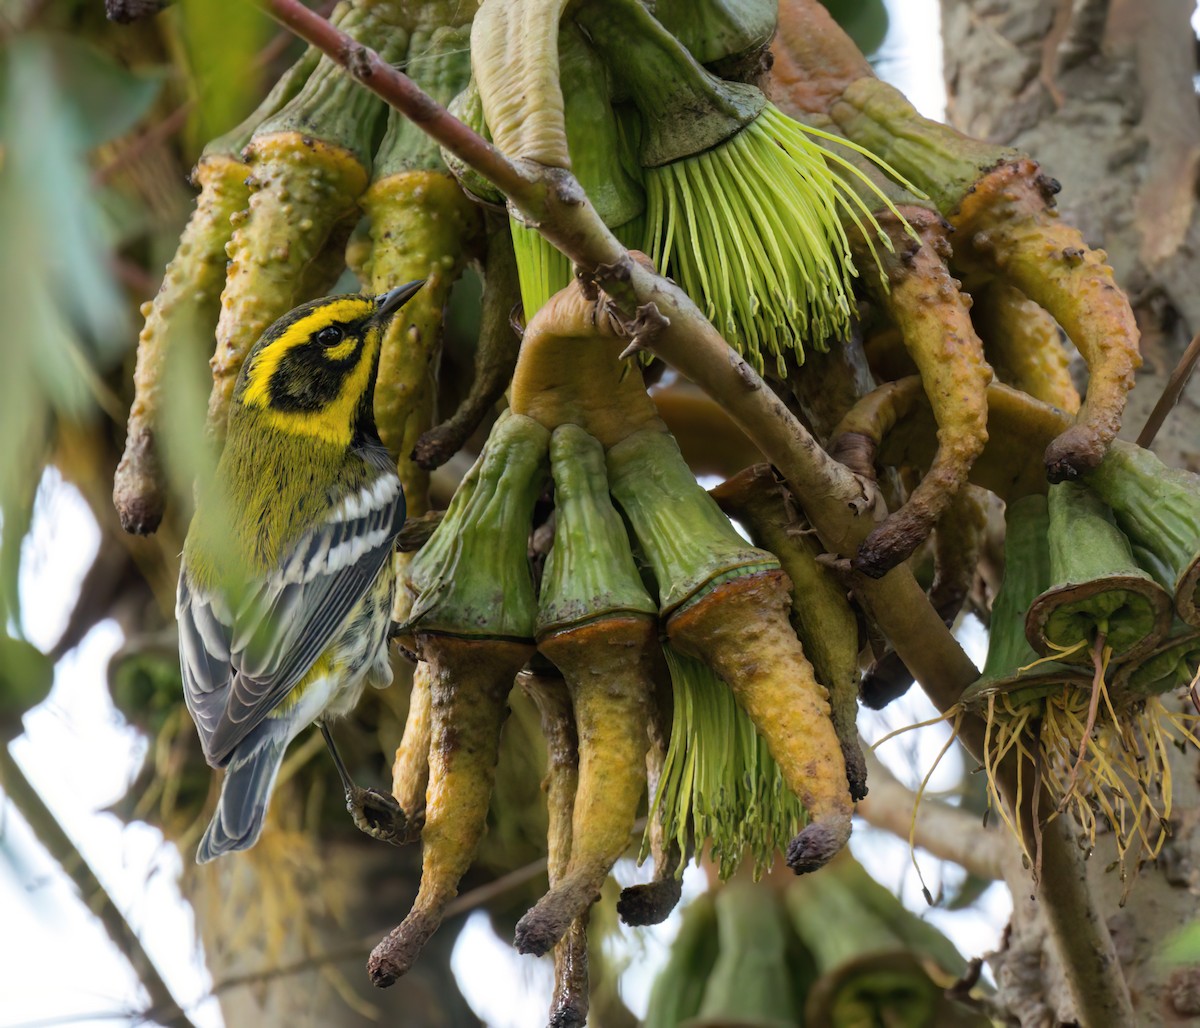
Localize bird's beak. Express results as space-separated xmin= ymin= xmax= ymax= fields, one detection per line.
xmin=374 ymin=280 xmax=425 ymax=323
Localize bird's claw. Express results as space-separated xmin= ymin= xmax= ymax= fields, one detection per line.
xmin=346 ymin=786 xmax=419 ymax=846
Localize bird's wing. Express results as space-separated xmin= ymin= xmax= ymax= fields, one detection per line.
xmin=179 ymin=458 xmax=405 ymax=767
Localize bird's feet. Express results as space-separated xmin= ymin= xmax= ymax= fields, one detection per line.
xmin=345 ymin=786 xmax=421 ymax=846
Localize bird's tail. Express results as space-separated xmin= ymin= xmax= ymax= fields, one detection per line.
xmin=196 ymin=726 xmax=289 ymax=863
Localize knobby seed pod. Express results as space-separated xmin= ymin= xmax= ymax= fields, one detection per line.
xmin=205 ymin=1 xmax=408 ymax=438
xmin=369 ymin=413 xmax=549 ymax=987
xmin=608 ymin=427 xmax=853 ymax=874
xmin=830 ymin=81 xmax=1139 ymax=481
xmin=363 ymin=22 xmax=481 ymax=511
xmin=1025 ymin=481 xmax=1172 ymax=665
xmin=654 ymin=644 xmax=808 ymax=880
xmin=971 ymin=280 xmax=1080 ymax=414
xmin=517 ymin=666 xmax=589 ymax=1028
xmin=617 ymin=672 xmax=684 ymax=927
xmin=1084 ymin=441 xmax=1200 ymax=628
xmin=113 ymin=45 xmax=321 ymax=533
xmin=846 ymin=205 xmax=992 ymax=576
xmin=388 ymin=658 xmax=432 ymax=839
xmin=516 ymin=424 xmax=660 ymax=957
xmin=711 ymin=464 xmax=867 ymax=801
xmin=750 ymin=101 xmax=987 ymax=578
xmin=412 ymin=220 xmax=524 ymax=472
xmin=832 ymin=377 xmax=1072 ymax=504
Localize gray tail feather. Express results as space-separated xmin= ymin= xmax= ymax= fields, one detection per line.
xmin=196 ymin=728 xmax=289 ymax=864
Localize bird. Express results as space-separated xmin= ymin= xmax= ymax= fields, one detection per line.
xmin=177 ymin=282 xmax=423 ymax=863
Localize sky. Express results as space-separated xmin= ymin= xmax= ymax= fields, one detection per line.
xmin=0 ymin=3 xmax=1018 ymax=1026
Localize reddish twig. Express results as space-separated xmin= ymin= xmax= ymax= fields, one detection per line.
xmin=257 ymin=0 xmax=529 ymax=202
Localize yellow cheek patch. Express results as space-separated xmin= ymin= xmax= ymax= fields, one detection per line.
xmin=323 ymin=335 xmax=359 ymax=361
xmin=242 ymin=297 xmax=376 ymax=408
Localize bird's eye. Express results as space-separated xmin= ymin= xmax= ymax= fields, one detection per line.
xmin=317 ymin=325 xmax=344 ymax=346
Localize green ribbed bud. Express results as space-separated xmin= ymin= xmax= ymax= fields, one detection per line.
xmin=693 ymin=880 xmax=798 ymax=1028
xmin=578 ymin=0 xmax=763 ymax=167
xmin=537 ymin=425 xmax=656 ymax=636
xmin=408 ymin=412 xmax=549 ymax=638
xmin=605 ymin=429 xmax=777 ymax=616
xmin=1086 ymin=440 xmax=1200 ymax=628
xmin=374 ymin=24 xmax=472 ymax=177
xmin=1025 ymin=482 xmax=1171 ymax=663
xmin=652 ymin=0 xmax=777 ymax=67
xmin=257 ymin=1 xmax=409 ymax=167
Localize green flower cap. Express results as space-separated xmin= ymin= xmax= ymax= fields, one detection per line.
xmin=577 ymin=0 xmax=765 ymax=167
xmin=650 ymin=643 xmax=805 ymax=881
xmin=1085 ymin=440 xmax=1200 ymax=628
xmin=408 ymin=411 xmax=549 ymax=639
xmin=961 ymin=495 xmax=1089 ymax=713
xmin=1025 ymin=481 xmax=1172 ymax=663
xmin=1116 ymin=621 xmax=1200 ymax=698
xmin=374 ymin=24 xmax=472 ymax=177
xmin=537 ymin=424 xmax=657 ymax=636
xmin=606 ymin=428 xmax=778 ymax=616
xmin=257 ymin=0 xmax=409 ymax=168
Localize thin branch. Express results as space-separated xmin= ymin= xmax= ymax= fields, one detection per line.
xmin=0 ymin=747 xmax=198 ymax=1028
xmin=1137 ymin=330 xmax=1200 ymax=448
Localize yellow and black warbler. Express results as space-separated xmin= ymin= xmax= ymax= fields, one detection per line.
xmin=178 ymin=282 xmax=423 ymax=863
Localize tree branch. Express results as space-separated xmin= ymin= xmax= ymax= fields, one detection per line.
xmin=0 ymin=747 xmax=198 ymax=1028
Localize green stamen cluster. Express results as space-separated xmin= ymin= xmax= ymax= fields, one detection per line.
xmin=651 ymin=644 xmax=805 ymax=880
xmin=644 ymin=105 xmax=904 ymax=376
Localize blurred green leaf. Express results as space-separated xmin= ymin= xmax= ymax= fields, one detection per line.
xmin=1162 ymin=922 xmax=1200 ymax=964
xmin=0 ymin=634 xmax=54 ymax=742
xmin=0 ymin=34 xmax=131 ymax=513
xmin=41 ymin=33 xmax=164 ymax=148
xmin=819 ymin=0 xmax=889 ymax=59
xmin=177 ymin=0 xmax=271 ymax=151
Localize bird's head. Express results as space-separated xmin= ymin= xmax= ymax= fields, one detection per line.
xmin=234 ymin=282 xmax=424 ymax=447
